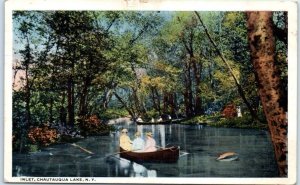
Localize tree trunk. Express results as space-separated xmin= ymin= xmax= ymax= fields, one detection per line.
xmin=169 ymin=92 xmax=176 ymax=116
xmin=163 ymin=91 xmax=168 ymax=113
xmin=114 ymin=92 xmax=136 ymax=119
xmin=187 ymin=61 xmax=193 ymax=116
xmin=24 ymin=38 xmax=32 ymax=128
xmin=131 ymin=87 xmax=145 ymax=117
xmin=67 ymin=77 xmax=75 ymax=126
xmin=79 ymin=77 xmax=91 ymax=116
xmin=60 ymin=91 xmax=67 ymax=126
xmin=247 ymin=11 xmax=287 ymax=177
xmin=25 ymin=67 xmax=31 ymax=127
xmin=182 ymin=30 xmax=202 ymax=116
xmin=184 ymin=60 xmax=193 ymax=117
xmin=189 ymin=31 xmax=202 ymax=115
xmin=154 ymin=88 xmax=161 ymax=115
xmin=150 ymin=87 xmax=158 ymax=112
xmin=192 ymin=57 xmax=203 ymax=115
xmin=102 ymin=89 xmax=112 ymax=109
xmin=183 ymin=90 xmax=189 ymax=117
xmin=49 ymin=97 xmax=54 ymax=123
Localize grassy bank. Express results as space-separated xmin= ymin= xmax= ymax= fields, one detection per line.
xmin=181 ymin=114 xmax=268 ymax=129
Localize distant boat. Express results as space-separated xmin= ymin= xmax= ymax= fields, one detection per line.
xmin=216 ymin=152 xmax=239 ymax=161
xmin=136 ymin=120 xmax=171 ymax=125
xmin=136 ymin=118 xmax=185 ymax=125
xmin=120 ymin=146 xmax=180 ymax=163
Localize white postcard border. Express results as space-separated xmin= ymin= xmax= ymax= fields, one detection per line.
xmin=4 ymin=0 xmax=298 ymax=184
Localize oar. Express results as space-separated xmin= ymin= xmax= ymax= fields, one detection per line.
xmin=70 ymin=143 xmax=94 ymax=155
xmin=176 ymin=146 xmax=189 ymax=157
xmin=156 ymin=145 xmax=189 ymax=157
xmin=179 ymin=151 xmax=189 ymax=157
xmin=155 ymin=145 xmax=164 ymax=149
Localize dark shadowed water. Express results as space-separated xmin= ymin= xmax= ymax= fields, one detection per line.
xmin=13 ymin=120 xmax=279 ymax=177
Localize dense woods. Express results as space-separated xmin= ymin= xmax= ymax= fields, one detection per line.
xmin=12 ymin=11 xmax=287 ymax=176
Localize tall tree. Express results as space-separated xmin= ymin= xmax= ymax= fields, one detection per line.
xmin=45 ymin=11 xmax=101 ymax=125
xmin=247 ymin=11 xmax=287 ymax=176
xmin=194 ymin=11 xmax=258 ymax=120
xmin=13 ymin=11 xmax=41 ymax=128
xmin=178 ymin=15 xmax=203 ymax=115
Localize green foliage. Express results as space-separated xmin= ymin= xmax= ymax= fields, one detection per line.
xmin=181 ymin=113 xmax=267 ymax=129
xmin=144 ymin=109 xmax=160 ymax=120
xmin=209 ymin=115 xmax=268 ymax=129
xmin=28 ymin=144 xmax=39 ymax=152
xmin=181 ymin=114 xmax=220 ymax=125
xmin=100 ymin=108 xmax=129 ymax=120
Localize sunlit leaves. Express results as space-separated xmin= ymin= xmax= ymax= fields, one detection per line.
xmin=213 ymin=57 xmax=241 ymax=89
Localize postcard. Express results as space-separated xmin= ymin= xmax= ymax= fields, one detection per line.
xmin=4 ymin=0 xmax=297 ymax=184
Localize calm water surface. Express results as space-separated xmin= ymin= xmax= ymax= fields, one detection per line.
xmin=13 ymin=121 xmax=279 ymax=177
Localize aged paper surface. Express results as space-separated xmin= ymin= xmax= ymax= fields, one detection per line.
xmin=4 ymin=0 xmax=297 ymax=184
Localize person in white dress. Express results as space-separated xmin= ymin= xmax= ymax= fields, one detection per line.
xmin=132 ymin=131 xmax=145 ymax=152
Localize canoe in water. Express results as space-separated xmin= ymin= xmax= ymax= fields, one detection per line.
xmin=120 ymin=146 xmax=180 ymax=163
xmin=216 ymin=152 xmax=239 ymax=161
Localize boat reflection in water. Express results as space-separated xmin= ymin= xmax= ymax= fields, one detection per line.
xmin=136 ymin=124 xmax=167 ymax=148
xmin=132 ymin=163 xmax=157 ymax=177
xmin=106 ymin=155 xmax=157 ymax=177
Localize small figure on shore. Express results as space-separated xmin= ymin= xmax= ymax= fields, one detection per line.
xmin=144 ymin=132 xmax=157 ymax=152
xmin=156 ymin=116 xmax=162 ymax=122
xmin=161 ymin=114 xmax=171 ymax=120
xmin=237 ymin=106 xmax=242 ymax=117
xmin=119 ymin=129 xmax=132 ymax=151
xmin=132 ymin=131 xmax=145 ymax=152
xmin=136 ymin=117 xmax=143 ymax=122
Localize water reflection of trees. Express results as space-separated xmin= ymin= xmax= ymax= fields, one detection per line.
xmin=136 ymin=124 xmax=168 ymax=148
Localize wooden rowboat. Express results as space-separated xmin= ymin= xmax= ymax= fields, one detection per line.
xmin=120 ymin=146 xmax=180 ymax=163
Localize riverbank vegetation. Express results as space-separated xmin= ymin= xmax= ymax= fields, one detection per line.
xmin=12 ymin=11 xmax=287 ymax=176
xmin=181 ymin=113 xmax=268 ymax=129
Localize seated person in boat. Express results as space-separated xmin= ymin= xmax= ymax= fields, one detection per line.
xmin=132 ymin=131 xmax=145 ymax=152
xmin=143 ymin=132 xmax=157 ymax=152
xmin=120 ymin=129 xmax=132 ymax=151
